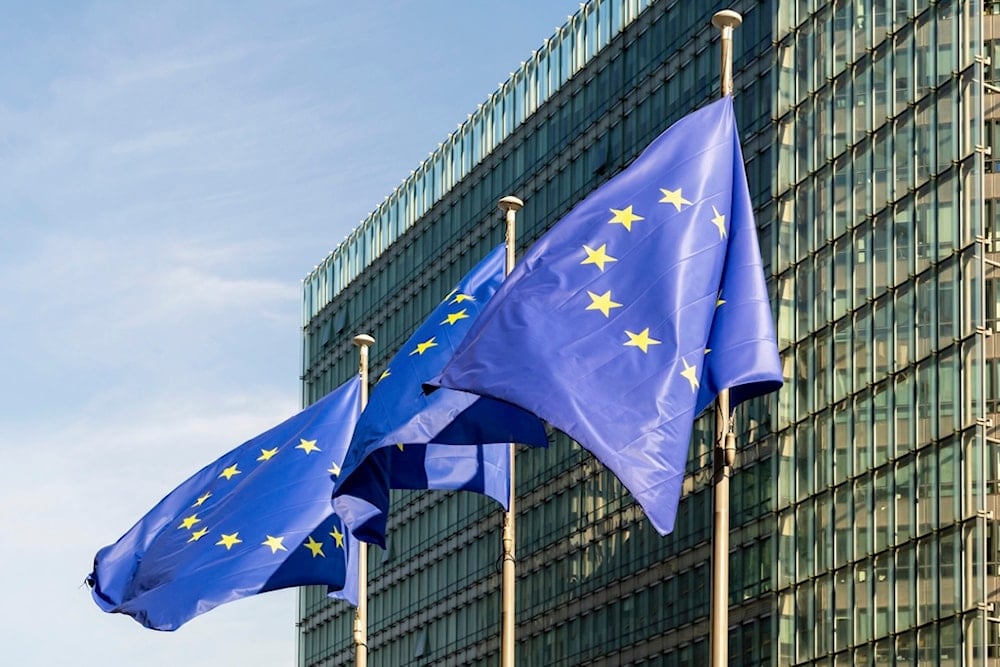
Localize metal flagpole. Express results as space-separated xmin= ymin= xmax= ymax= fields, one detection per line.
xmin=352 ymin=333 xmax=375 ymax=667
xmin=709 ymin=10 xmax=741 ymax=667
xmin=497 ymin=195 xmax=523 ymax=667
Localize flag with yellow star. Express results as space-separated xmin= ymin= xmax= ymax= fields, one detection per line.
xmin=432 ymin=97 xmax=782 ymax=535
xmin=88 ymin=377 xmax=361 ymax=630
xmin=333 ymin=245 xmax=548 ymax=547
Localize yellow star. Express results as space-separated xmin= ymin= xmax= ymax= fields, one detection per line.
xmin=717 ymin=291 xmax=726 ymax=307
xmin=328 ymin=461 xmax=341 ymax=476
xmin=188 ymin=527 xmax=209 ymax=543
xmin=442 ymin=288 xmax=458 ymax=303
xmin=379 ymin=368 xmax=391 ymax=381
xmin=262 ymin=535 xmax=287 ymax=554
xmin=178 ymin=514 xmax=201 ymax=530
xmin=296 ymin=438 xmax=320 ymax=455
xmin=257 ymin=447 xmax=279 ymax=461
xmin=586 ymin=290 xmax=623 ymax=318
xmin=710 ymin=206 xmax=726 ymax=238
xmin=451 ymin=293 xmax=475 ymax=304
xmin=441 ymin=309 xmax=470 ymax=326
xmin=193 ymin=491 xmax=212 ymax=507
xmin=681 ymin=358 xmax=700 ymax=391
xmin=659 ymin=188 xmax=692 ymax=211
xmin=303 ymin=536 xmax=325 ymax=558
xmin=330 ymin=526 xmax=345 ymax=549
xmin=396 ymin=443 xmax=405 ymax=451
xmin=608 ymin=205 xmax=644 ymax=231
xmin=624 ymin=328 xmax=661 ymax=353
xmin=581 ymin=244 xmax=618 ymax=272
xmin=411 ymin=337 xmax=438 ymax=355
xmin=216 ymin=532 xmax=242 ymax=550
xmin=219 ymin=464 xmax=241 ymax=480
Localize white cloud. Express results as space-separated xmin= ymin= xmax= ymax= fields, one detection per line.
xmin=0 ymin=1 xmax=585 ymax=664
xmin=3 ymin=384 xmax=300 ymax=531
xmin=0 ymin=384 xmax=302 ymax=666
xmin=107 ymin=127 xmax=197 ymax=157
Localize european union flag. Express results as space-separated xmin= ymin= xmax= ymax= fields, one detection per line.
xmin=88 ymin=377 xmax=361 ymax=630
xmin=432 ymin=98 xmax=782 ymax=535
xmin=333 ymin=245 xmax=548 ymax=547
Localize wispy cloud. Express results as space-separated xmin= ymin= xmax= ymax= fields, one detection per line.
xmin=0 ymin=229 xmax=302 ymax=432
xmin=0 ymin=1 xmax=582 ymax=664
xmin=0 ymin=378 xmax=301 ymax=665
xmin=107 ymin=127 xmax=196 ymax=156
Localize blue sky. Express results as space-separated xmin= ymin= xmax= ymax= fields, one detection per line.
xmin=0 ymin=2 xmax=580 ymax=664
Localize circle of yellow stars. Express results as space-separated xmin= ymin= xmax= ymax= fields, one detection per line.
xmin=169 ymin=433 xmax=350 ymax=561
xmin=578 ymin=185 xmax=727 ymax=393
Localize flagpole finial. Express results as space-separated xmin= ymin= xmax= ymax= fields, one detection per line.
xmin=498 ymin=196 xmax=523 ymax=278
xmin=498 ymin=195 xmax=524 ymax=213
xmin=353 ymin=334 xmax=375 ymax=348
xmin=711 ymin=9 xmax=742 ymax=30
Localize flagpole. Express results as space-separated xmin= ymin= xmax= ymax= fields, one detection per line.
xmin=352 ymin=333 xmax=375 ymax=667
xmin=709 ymin=10 xmax=741 ymax=667
xmin=497 ymin=195 xmax=522 ymax=667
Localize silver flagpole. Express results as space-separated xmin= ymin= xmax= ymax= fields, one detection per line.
xmin=709 ymin=10 xmax=741 ymax=667
xmin=352 ymin=333 xmax=375 ymax=667
xmin=497 ymin=195 xmax=523 ymax=667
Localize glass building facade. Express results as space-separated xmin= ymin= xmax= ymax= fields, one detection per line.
xmin=298 ymin=1 xmax=997 ymax=664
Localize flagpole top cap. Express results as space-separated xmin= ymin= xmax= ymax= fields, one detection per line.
xmin=711 ymin=10 xmax=742 ymax=30
xmin=352 ymin=333 xmax=375 ymax=348
xmin=498 ymin=196 xmax=524 ymax=212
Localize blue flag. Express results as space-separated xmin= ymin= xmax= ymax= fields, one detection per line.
xmin=333 ymin=245 xmax=548 ymax=547
xmin=88 ymin=377 xmax=362 ymax=631
xmin=432 ymin=97 xmax=782 ymax=535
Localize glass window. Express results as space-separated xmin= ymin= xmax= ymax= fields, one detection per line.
xmin=853 ymin=0 xmax=871 ymax=58
xmin=893 ymin=24 xmax=913 ymax=111
xmin=815 ymin=489 xmax=833 ymax=574
xmin=834 ymin=564 xmax=853 ymax=648
xmin=778 ymin=509 xmax=796 ymax=588
xmin=918 ymin=622 xmax=939 ymax=663
xmin=796 ymin=582 xmax=816 ymax=662
xmin=833 ymin=402 xmax=851 ymax=485
xmin=797 ymin=500 xmax=816 ymax=579
xmin=855 ymin=557 xmax=873 ymax=642
xmin=937 ymin=261 xmax=957 ymax=349
xmin=897 ymin=542 xmax=915 ymax=632
xmin=854 ymin=391 xmax=872 ymax=471
xmin=796 ymin=421 xmax=815 ymax=500
xmin=873 ymin=466 xmax=892 ymax=552
xmin=874 ymin=552 xmax=892 ymax=636
xmin=938 ymin=527 xmax=960 ymax=617
xmin=939 ymin=437 xmax=959 ymax=525
xmin=777 ymin=111 xmax=796 ymax=195
xmin=872 ymin=295 xmax=892 ymax=381
xmin=914 ymin=101 xmax=934 ymax=185
xmin=777 ymin=590 xmax=795 ymax=664
xmin=855 ymin=476 xmax=872 ymax=557
xmin=936 ymin=86 xmax=956 ymax=171
xmin=872 ymin=48 xmax=889 ymax=127
xmin=778 ymin=430 xmax=795 ymax=509
xmin=833 ymin=482 xmax=853 ymax=568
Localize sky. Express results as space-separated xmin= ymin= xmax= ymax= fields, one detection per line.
xmin=0 ymin=2 xmax=581 ymax=664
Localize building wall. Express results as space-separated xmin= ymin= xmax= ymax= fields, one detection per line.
xmin=300 ymin=0 xmax=996 ymax=665
xmin=771 ymin=1 xmax=989 ymax=665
